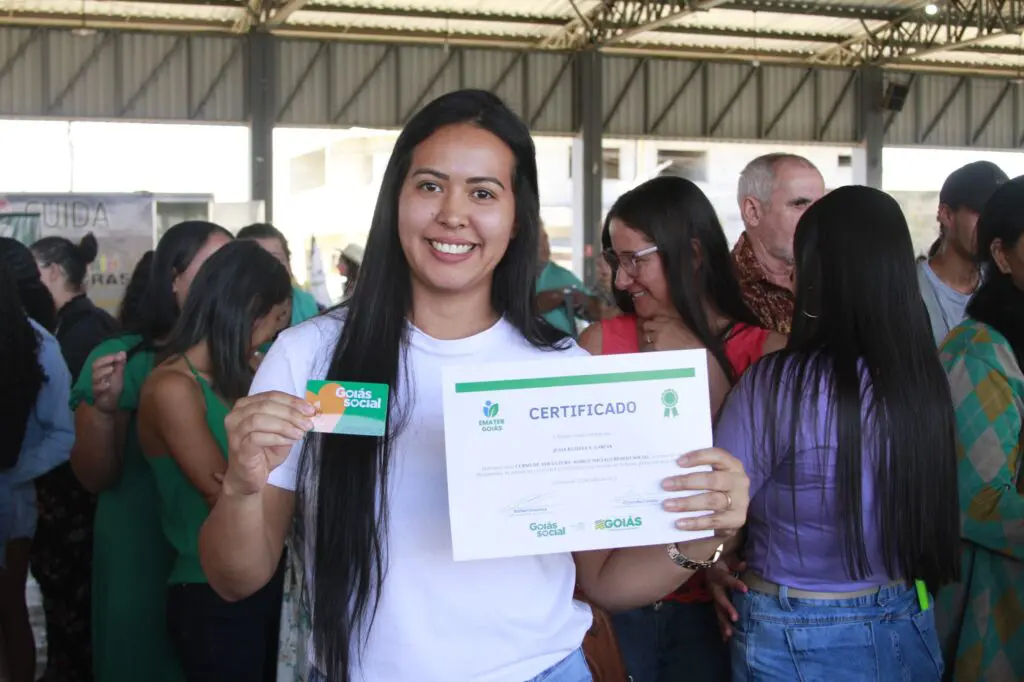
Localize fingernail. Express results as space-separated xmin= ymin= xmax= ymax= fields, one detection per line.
xmin=664 ymin=499 xmax=685 ymax=512
xmin=300 ymin=403 xmax=315 ymax=415
xmin=303 ymin=420 xmax=315 ymax=431
xmin=291 ymin=428 xmax=306 ymax=439
xmin=675 ymin=518 xmax=694 ymax=530
xmin=662 ymin=478 xmax=679 ymax=492
xmin=677 ymin=454 xmax=690 ymax=466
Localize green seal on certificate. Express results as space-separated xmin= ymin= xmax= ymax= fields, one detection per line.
xmin=661 ymin=388 xmax=679 ymax=417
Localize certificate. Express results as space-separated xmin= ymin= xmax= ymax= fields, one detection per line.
xmin=441 ymin=349 xmax=715 ymax=561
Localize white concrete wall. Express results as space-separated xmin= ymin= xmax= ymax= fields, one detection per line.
xmin=272 ymin=128 xmax=1024 ymax=286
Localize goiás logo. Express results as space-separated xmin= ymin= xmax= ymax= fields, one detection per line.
xmin=594 ymin=516 xmax=643 ymax=531
xmin=479 ymin=400 xmax=504 ymax=433
xmin=529 ymin=521 xmax=566 ymax=538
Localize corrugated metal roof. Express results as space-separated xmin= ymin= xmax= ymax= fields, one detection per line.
xmin=0 ymin=0 xmax=1017 ymax=77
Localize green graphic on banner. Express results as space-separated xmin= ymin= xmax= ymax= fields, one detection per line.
xmin=0 ymin=213 xmax=41 ymax=245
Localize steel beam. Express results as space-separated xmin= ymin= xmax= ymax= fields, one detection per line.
xmin=604 ymin=58 xmax=646 ymax=128
xmin=264 ymin=0 xmax=308 ymax=29
xmin=488 ymin=52 xmax=524 ymax=93
xmin=809 ymin=0 xmax=1024 ymax=68
xmin=573 ymin=49 xmax=603 ymax=292
xmin=403 ymin=50 xmax=458 ymax=122
xmin=920 ymin=76 xmax=968 ymax=143
xmin=332 ymin=45 xmax=393 ymax=124
xmin=817 ymin=70 xmax=857 ymax=141
xmin=708 ymin=65 xmax=757 ymax=136
xmin=191 ymin=41 xmax=243 ymax=119
xmin=529 ymin=55 xmax=575 ymax=128
xmin=247 ymin=31 xmax=276 ymax=220
xmin=542 ymin=0 xmax=729 ymax=51
xmin=764 ymin=68 xmax=814 ymax=137
xmin=0 ymin=29 xmax=40 ymax=86
xmin=853 ymin=66 xmax=884 ymax=189
xmin=48 ymin=33 xmax=115 ymax=115
xmin=120 ymin=36 xmax=188 ymax=117
xmin=276 ymin=41 xmax=327 ymax=121
xmin=971 ymin=81 xmax=1013 ymax=144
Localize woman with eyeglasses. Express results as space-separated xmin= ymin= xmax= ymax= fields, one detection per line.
xmin=577 ymin=175 xmax=782 ymax=682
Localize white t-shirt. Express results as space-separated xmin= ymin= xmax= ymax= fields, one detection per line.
xmin=254 ymin=313 xmax=593 ymax=682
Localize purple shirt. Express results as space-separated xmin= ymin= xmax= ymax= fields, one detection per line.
xmin=714 ymin=358 xmax=898 ymax=591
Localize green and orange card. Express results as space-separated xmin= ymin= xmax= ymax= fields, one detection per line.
xmin=305 ymin=380 xmax=389 ymax=437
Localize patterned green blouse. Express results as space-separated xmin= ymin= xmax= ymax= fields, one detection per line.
xmin=937 ymin=320 xmax=1024 ymax=682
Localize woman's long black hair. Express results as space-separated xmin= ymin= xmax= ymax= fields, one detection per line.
xmin=295 ymin=89 xmax=563 ymax=681
xmin=602 ymin=175 xmax=761 ymax=381
xmin=118 ymin=250 xmax=154 ymax=329
xmin=0 ymin=258 xmax=46 ymax=470
xmin=750 ymin=185 xmax=959 ymax=592
xmin=157 ymin=241 xmax=291 ymax=403
xmin=126 ymin=221 xmax=233 ymax=357
xmin=0 ymin=237 xmax=57 ymax=332
xmin=966 ymin=176 xmax=1024 ymax=366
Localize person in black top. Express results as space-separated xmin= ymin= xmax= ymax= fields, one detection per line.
xmin=30 ymin=232 xmax=117 ymax=682
xmin=33 ymin=233 xmax=118 ymax=378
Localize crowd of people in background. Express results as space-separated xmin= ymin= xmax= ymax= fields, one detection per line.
xmin=0 ymin=86 xmax=1021 ymax=682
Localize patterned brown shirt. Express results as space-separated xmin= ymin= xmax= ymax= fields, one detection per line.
xmin=731 ymin=232 xmax=795 ymax=334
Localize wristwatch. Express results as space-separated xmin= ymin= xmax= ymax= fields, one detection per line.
xmin=667 ymin=542 xmax=724 ymax=570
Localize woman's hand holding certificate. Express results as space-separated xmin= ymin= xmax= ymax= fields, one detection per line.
xmin=661 ymin=447 xmax=749 ymax=538
xmin=441 ymin=349 xmax=746 ymax=561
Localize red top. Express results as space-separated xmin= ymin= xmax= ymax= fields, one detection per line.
xmin=598 ymin=314 xmax=771 ymax=603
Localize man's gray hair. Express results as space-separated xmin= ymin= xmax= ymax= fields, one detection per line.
xmin=737 ymin=153 xmax=819 ymax=207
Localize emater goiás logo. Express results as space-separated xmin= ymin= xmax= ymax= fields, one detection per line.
xmin=479 ymin=400 xmax=504 ymax=432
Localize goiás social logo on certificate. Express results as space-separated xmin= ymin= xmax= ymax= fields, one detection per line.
xmin=441 ymin=349 xmax=715 ymax=562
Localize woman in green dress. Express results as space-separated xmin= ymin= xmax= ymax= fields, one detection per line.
xmin=137 ymin=240 xmax=292 ymax=682
xmin=937 ymin=177 xmax=1024 ymax=681
xmin=69 ymin=221 xmax=233 ymax=682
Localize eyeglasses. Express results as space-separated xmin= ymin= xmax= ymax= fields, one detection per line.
xmin=601 ymin=245 xmax=658 ymax=277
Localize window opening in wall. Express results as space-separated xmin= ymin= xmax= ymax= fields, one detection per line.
xmin=656 ymin=149 xmax=708 ymax=183
xmin=602 ymin=148 xmax=621 ymax=180
xmin=837 ymin=154 xmax=853 ymax=168
xmin=290 ymin=148 xmax=327 ymax=193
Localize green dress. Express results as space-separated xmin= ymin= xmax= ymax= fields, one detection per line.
xmin=146 ymin=359 xmax=228 ymax=585
xmin=70 ymin=335 xmax=184 ymax=682
xmin=290 ymin=286 xmax=320 ymax=327
xmin=936 ymin=320 xmax=1024 ymax=681
xmin=536 ymin=261 xmax=590 ymax=336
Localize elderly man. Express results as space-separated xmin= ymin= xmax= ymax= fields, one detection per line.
xmin=732 ymin=153 xmax=826 ymax=334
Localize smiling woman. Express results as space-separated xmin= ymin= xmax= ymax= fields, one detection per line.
xmin=399 ymin=123 xmax=518 ymax=295
xmin=197 ymin=89 xmax=751 ymax=682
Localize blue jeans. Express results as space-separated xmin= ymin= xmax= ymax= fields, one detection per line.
xmin=308 ymin=647 xmax=591 ymax=682
xmin=730 ymin=583 xmax=944 ymax=681
xmin=612 ymin=600 xmax=729 ymax=682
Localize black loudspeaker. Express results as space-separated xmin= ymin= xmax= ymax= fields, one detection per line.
xmin=883 ymin=82 xmax=910 ymax=112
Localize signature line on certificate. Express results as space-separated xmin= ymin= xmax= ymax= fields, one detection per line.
xmin=454 ymin=367 xmax=695 ymax=394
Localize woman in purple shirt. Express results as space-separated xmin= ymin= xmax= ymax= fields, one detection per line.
xmin=713 ymin=186 xmax=961 ymax=681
